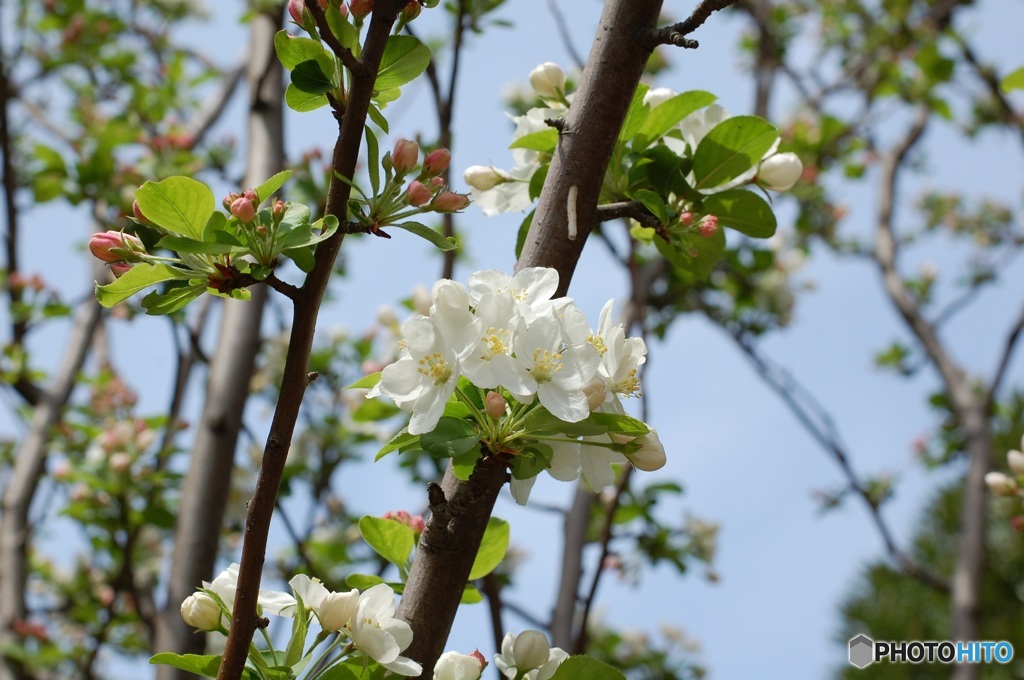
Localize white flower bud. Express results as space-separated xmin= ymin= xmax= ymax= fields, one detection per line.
xmin=1008 ymin=451 xmax=1024 ymax=476
xmin=985 ymin=471 xmax=1017 ymax=496
xmin=757 ymin=153 xmax=803 ymax=192
xmin=180 ymin=592 xmax=222 ymax=631
xmin=463 ymin=165 xmax=507 ymax=192
xmin=512 ymin=630 xmax=551 ymax=671
xmin=627 ymin=431 xmax=667 ymax=472
xmin=581 ymin=379 xmax=607 ymax=412
xmin=643 ymin=87 xmax=677 ymax=108
xmin=318 ymin=589 xmax=360 ymax=632
xmin=528 ymin=62 xmax=565 ymax=99
xmin=433 ymin=651 xmax=484 ymax=680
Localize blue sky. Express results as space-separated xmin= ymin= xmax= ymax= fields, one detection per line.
xmin=7 ymin=1 xmax=1024 ymax=677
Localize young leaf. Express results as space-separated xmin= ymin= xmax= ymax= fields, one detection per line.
xmin=141 ymin=283 xmax=206 ymax=316
xmin=375 ymin=429 xmax=420 ymax=461
xmin=375 ymin=35 xmax=430 ymax=92
xmin=327 ymin=5 xmax=359 ymax=55
xmin=701 ymin=189 xmax=777 ymax=238
xmin=468 ymin=518 xmax=510 ymax=580
xmin=274 ymin=32 xmax=330 ymax=70
xmin=155 ymin=235 xmax=235 ymax=255
xmin=149 ymin=653 xmax=222 ymax=678
xmin=421 ymin=417 xmax=480 ymax=459
xmin=344 ymin=371 xmax=382 ymax=389
xmin=135 ymin=176 xmax=215 ymax=240
xmin=460 ymin=585 xmax=483 ymax=604
xmin=254 ymin=170 xmax=293 ymax=202
xmin=344 ymin=573 xmax=386 ymax=590
xmin=390 ymin=221 xmax=457 ymax=251
xmin=589 ymin=412 xmax=650 ymax=437
xmin=515 ymin=210 xmax=534 ymax=259
xmin=451 ymin=446 xmax=482 ymax=481
xmin=634 ymin=90 xmax=717 ymax=149
xmin=283 ymin=246 xmax=315 ymax=272
xmin=1001 ymin=66 xmax=1024 ymax=92
xmin=549 ymin=656 xmax=627 ymax=680
xmin=632 ymin=189 xmax=669 ymax=225
xmin=285 ymin=83 xmax=329 ymax=113
xmin=358 ymin=515 xmax=415 ymax=567
xmin=618 ymin=82 xmax=651 ymax=141
xmin=366 ymin=104 xmax=390 ymax=133
xmin=509 ymin=128 xmax=558 ymax=153
xmin=692 ymin=116 xmax=778 ymax=191
xmin=292 ymin=59 xmax=334 ymax=95
xmin=95 ymin=264 xmax=191 ymax=308
xmin=365 ymin=126 xmax=380 ymax=197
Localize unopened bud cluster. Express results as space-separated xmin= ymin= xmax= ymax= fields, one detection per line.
xmin=88 ymin=227 xmax=148 ymax=278
xmin=986 ymin=436 xmax=1024 ymax=533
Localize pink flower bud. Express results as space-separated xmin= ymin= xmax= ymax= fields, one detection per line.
xmin=222 ymin=192 xmax=240 ymax=211
xmin=698 ymin=215 xmax=718 ymax=238
xmin=230 ymin=196 xmax=257 ymax=222
xmin=272 ymin=199 xmax=286 ymax=222
xmin=409 ymin=514 xmax=425 ymax=534
xmin=406 ymin=180 xmax=432 ymax=207
xmin=349 ymin=0 xmax=373 ymax=19
xmin=132 ymin=200 xmax=150 ymax=225
xmin=110 ymin=263 xmax=132 ymax=278
xmin=485 ymin=391 xmax=506 ymax=418
xmin=432 ymin=191 xmax=469 ymax=212
xmin=470 ymin=650 xmax=487 ymax=670
xmin=422 ymin=148 xmax=450 ymax=177
xmin=242 ymin=189 xmax=259 ymax=203
xmin=288 ymin=0 xmax=307 ymax=24
xmin=392 ymin=138 xmax=419 ymax=175
xmin=427 ymin=176 xmax=445 ymax=192
xmin=109 ymin=452 xmax=132 ymax=474
xmin=679 ymin=211 xmax=693 ymax=227
xmin=400 ymin=0 xmax=421 ymax=22
xmin=89 ymin=231 xmax=144 ymax=263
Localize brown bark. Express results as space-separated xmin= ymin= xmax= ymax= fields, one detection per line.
xmin=395 ymin=2 xmax=664 ymax=675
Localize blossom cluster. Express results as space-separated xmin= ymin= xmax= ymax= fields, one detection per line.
xmin=175 ymin=564 xmax=568 ymax=680
xmin=985 ymin=436 xmax=1024 ymax=532
xmin=367 ymin=266 xmax=665 ymax=505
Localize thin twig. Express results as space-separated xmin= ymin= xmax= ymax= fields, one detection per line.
xmin=547 ymin=0 xmax=585 ymax=70
xmin=307 ymin=0 xmax=366 ymax=76
xmin=266 ymin=273 xmax=301 ymax=300
xmin=645 ymin=0 xmax=739 ymax=49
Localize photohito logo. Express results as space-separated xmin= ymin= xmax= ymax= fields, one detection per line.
xmin=849 ymin=635 xmax=1014 ymax=668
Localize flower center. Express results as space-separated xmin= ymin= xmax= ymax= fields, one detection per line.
xmin=479 ymin=326 xmax=511 ymax=360
xmin=587 ymin=333 xmax=607 ymax=356
xmin=497 ymin=285 xmax=529 ymax=302
xmin=612 ymin=369 xmax=641 ymax=398
xmin=530 ymin=348 xmax=563 ymax=383
xmin=417 ymin=353 xmax=452 ymax=385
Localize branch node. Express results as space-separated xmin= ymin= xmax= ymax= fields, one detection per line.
xmin=545 ymin=117 xmax=567 ymax=134
xmin=306 ymin=371 xmax=319 ymax=384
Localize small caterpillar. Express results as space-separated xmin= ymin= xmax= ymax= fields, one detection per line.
xmin=567 ymin=185 xmax=578 ymax=240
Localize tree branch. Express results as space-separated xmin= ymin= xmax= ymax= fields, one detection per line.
xmin=216 ymin=3 xmax=406 ymax=678
xmin=307 ymin=1 xmax=366 ymax=76
xmin=643 ymin=0 xmax=738 ymax=49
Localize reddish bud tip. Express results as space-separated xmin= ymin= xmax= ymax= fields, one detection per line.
xmin=272 ymin=199 xmax=286 ymax=222
xmin=393 ymin=138 xmax=419 ymax=175
xmin=89 ymin=231 xmax=145 ymax=263
xmin=679 ymin=211 xmax=693 ymax=227
xmin=422 ymin=148 xmax=451 ymax=177
xmin=110 ymin=262 xmax=133 ymax=278
xmin=432 ymin=191 xmax=470 ymax=212
xmin=698 ymin=215 xmax=719 ymax=238
xmin=406 ymin=180 xmax=432 ymax=207
xmin=349 ymin=0 xmax=373 ymax=19
xmin=230 ymin=196 xmax=257 ymax=223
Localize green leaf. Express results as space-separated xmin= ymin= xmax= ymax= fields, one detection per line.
xmin=255 ymin=170 xmax=293 ymax=203
xmin=358 ymin=516 xmax=415 ymax=566
xmin=420 ymin=417 xmax=480 ymax=459
xmin=344 ymin=573 xmax=386 ymax=590
xmin=375 ymin=35 xmax=430 ymax=92
xmin=149 ymin=653 xmax=221 ymax=677
xmin=632 ymin=189 xmax=669 ymax=225
xmin=521 ymin=409 xmax=608 ymax=437
xmin=692 ymin=116 xmax=778 ymax=191
xmin=515 ymin=210 xmax=534 ymax=259
xmin=279 ymin=215 xmax=339 ymax=250
xmin=135 ymin=176 xmax=216 ymax=240
xmin=1001 ymin=66 xmax=1024 ymax=92
xmin=549 ymin=656 xmax=627 ymax=680
xmin=285 ymin=83 xmax=329 ymax=112
xmin=460 ymin=585 xmax=483 ymax=604
xmin=701 ymin=189 xmax=777 ymax=238
xmin=367 ymin=104 xmax=390 ymax=134
xmin=365 ymin=126 xmax=380 ymax=197
xmin=390 ymin=221 xmax=457 ymax=251
xmin=274 ymin=32 xmax=329 ymax=70
xmin=509 ymin=128 xmax=558 ymax=153
xmin=345 ymin=371 xmax=381 ymax=389
xmin=589 ymin=412 xmax=650 ymax=437
xmin=528 ymin=164 xmax=549 ymax=202
xmin=656 ymin=225 xmax=725 ymax=281
xmin=510 ymin=443 xmax=552 ymax=479
xmin=292 ymin=59 xmax=334 ymax=94
xmin=141 ymin=283 xmax=206 ymax=315
xmin=376 ymin=429 xmax=420 ymax=461
xmin=469 ymin=518 xmax=509 ymax=579
xmin=452 ymin=446 xmax=482 ymax=481
xmin=635 ymin=90 xmax=717 ymax=149
xmin=155 ymin=235 xmax=235 ymax=255
xmin=283 ymin=246 xmax=315 ymax=272
xmin=95 ymin=264 xmax=191 ymax=308
xmin=327 ymin=5 xmax=358 ymax=54
xmin=284 ymin=593 xmax=308 ymax=667
xmin=618 ymin=83 xmax=650 ymax=141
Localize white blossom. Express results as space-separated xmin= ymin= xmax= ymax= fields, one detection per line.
xmin=349 ymin=584 xmax=422 ymax=676
xmin=433 ymin=651 xmax=485 ymax=680
xmin=757 ymin=152 xmax=803 ymax=191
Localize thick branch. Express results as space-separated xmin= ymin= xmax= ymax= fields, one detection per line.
xmin=396 ymin=2 xmax=665 ymax=675
xmin=215 ymin=4 xmax=405 ymax=678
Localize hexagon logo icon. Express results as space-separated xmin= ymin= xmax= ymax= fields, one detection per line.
xmin=849 ymin=634 xmax=874 ymax=668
